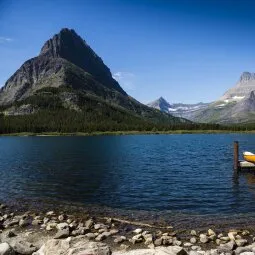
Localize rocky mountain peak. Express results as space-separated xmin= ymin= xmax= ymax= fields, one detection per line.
xmin=40 ymin=28 xmax=86 ymax=57
xmin=39 ymin=28 xmax=127 ymax=95
xmin=158 ymin=97 xmax=169 ymax=104
xmin=239 ymin=72 xmax=255 ymax=83
xmin=249 ymin=90 xmax=255 ymax=100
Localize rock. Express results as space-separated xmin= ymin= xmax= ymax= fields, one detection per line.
xmin=12 ymin=240 xmax=37 ymax=254
xmin=54 ymin=228 xmax=70 ymax=239
xmin=0 ymin=242 xmax=15 ymax=255
xmin=46 ymin=222 xmax=57 ymax=231
xmin=228 ymin=232 xmax=237 ymax=241
xmin=239 ymin=253 xmax=254 ymax=255
xmin=217 ymin=233 xmax=223 ymax=238
xmin=130 ymin=234 xmax=143 ymax=244
xmin=66 ymin=218 xmax=72 ymax=224
xmin=209 ymin=234 xmax=217 ymax=241
xmin=162 ymin=236 xmax=173 ymax=245
xmin=119 ymin=244 xmax=130 ymax=250
xmin=218 ymin=241 xmax=236 ymax=252
xmin=190 ymin=237 xmax=197 ymax=244
xmin=43 ymin=218 xmax=49 ymax=224
xmin=154 ymin=238 xmax=162 ymax=246
xmin=109 ymin=229 xmax=119 ymax=235
xmin=33 ymin=236 xmax=111 ymax=255
xmin=220 ymin=236 xmax=230 ymax=241
xmin=184 ymin=242 xmax=192 ymax=247
xmin=72 ymin=227 xmax=86 ymax=236
xmin=215 ymin=239 xmax=222 ymax=245
xmin=56 ymin=223 xmax=69 ymax=231
xmin=155 ymin=245 xmax=187 ymax=255
xmin=58 ymin=215 xmax=66 ymax=222
xmin=199 ymin=234 xmax=209 ymax=243
xmin=85 ymin=233 xmax=96 ymax=240
xmin=4 ymin=219 xmax=19 ymax=228
xmin=208 ymin=229 xmax=216 ymax=236
xmin=0 ymin=204 xmax=7 ymax=209
xmin=133 ymin=228 xmax=143 ymax=234
xmin=191 ymin=230 xmax=197 ymax=236
xmin=5 ymin=230 xmax=16 ymax=238
xmin=191 ymin=246 xmax=201 ymax=251
xmin=236 ymin=247 xmax=253 ymax=255
xmin=173 ymin=240 xmax=182 ymax=246
xmin=144 ymin=235 xmax=154 ymax=245
xmin=236 ymin=239 xmax=248 ymax=247
xmin=19 ymin=219 xmax=30 ymax=227
xmin=114 ymin=236 xmax=126 ymax=244
xmin=242 ymin=230 xmax=250 ymax=236
xmin=94 ymin=223 xmax=108 ymax=230
xmin=85 ymin=219 xmax=94 ymax=229
xmin=46 ymin=211 xmax=55 ymax=217
xmin=99 ymin=229 xmax=108 ymax=234
xmin=32 ymin=220 xmax=42 ymax=226
xmin=189 ymin=251 xmax=200 ymax=255
xmin=69 ymin=222 xmax=78 ymax=230
xmin=95 ymin=232 xmax=110 ymax=242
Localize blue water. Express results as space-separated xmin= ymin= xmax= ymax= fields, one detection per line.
xmin=1 ymin=134 xmax=255 ymax=217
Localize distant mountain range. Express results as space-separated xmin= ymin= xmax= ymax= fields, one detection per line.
xmin=147 ymin=97 xmax=209 ymax=120
xmin=147 ymin=72 xmax=255 ymax=124
xmin=0 ymin=28 xmax=189 ymax=133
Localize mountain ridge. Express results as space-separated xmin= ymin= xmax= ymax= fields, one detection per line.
xmin=147 ymin=72 xmax=255 ymax=124
xmin=0 ymin=28 xmax=189 ymax=133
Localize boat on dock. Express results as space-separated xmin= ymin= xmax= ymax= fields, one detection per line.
xmin=243 ymin=151 xmax=255 ymax=164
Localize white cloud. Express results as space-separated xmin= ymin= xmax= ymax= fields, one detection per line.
xmin=0 ymin=37 xmax=13 ymax=43
xmin=113 ymin=71 xmax=136 ymax=91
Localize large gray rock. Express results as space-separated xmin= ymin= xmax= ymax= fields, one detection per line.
xmin=12 ymin=240 xmax=37 ymax=254
xmin=112 ymin=246 xmax=187 ymax=255
xmin=0 ymin=243 xmax=15 ymax=255
xmin=33 ymin=236 xmax=111 ymax=255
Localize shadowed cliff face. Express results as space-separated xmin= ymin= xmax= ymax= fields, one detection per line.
xmin=40 ymin=28 xmax=126 ymax=95
xmin=0 ymin=28 xmax=126 ymax=105
xmin=0 ymin=28 xmax=188 ymax=125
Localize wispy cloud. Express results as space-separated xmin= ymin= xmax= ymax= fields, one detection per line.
xmin=0 ymin=37 xmax=13 ymax=43
xmin=113 ymin=71 xmax=136 ymax=91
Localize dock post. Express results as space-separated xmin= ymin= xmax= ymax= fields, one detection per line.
xmin=234 ymin=141 xmax=239 ymax=172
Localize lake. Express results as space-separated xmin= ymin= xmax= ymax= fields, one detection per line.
xmin=1 ymin=134 xmax=255 ymax=227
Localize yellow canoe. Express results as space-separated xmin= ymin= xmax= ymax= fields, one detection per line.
xmin=243 ymin=151 xmax=255 ymax=163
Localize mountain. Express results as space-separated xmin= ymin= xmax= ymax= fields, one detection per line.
xmin=189 ymin=72 xmax=255 ymax=124
xmin=148 ymin=72 xmax=255 ymax=124
xmin=147 ymin=97 xmax=209 ymax=120
xmin=0 ymin=28 xmax=189 ymax=133
xmin=220 ymin=72 xmax=255 ymax=101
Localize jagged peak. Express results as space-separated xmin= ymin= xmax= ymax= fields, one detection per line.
xmin=158 ymin=96 xmax=168 ymax=103
xmin=38 ymin=28 xmax=127 ymax=95
xmin=239 ymin=72 xmax=255 ymax=83
xmin=249 ymin=90 xmax=255 ymax=100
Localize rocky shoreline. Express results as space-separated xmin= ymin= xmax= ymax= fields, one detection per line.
xmin=1 ymin=203 xmax=255 ymax=255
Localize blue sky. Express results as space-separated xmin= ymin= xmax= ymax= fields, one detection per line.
xmin=1 ymin=0 xmax=255 ymax=104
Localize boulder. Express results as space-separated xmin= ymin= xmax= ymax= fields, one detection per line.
xmin=236 ymin=239 xmax=248 ymax=247
xmin=56 ymin=223 xmax=69 ymax=231
xmin=32 ymin=236 xmax=111 ymax=255
xmin=133 ymin=228 xmax=143 ymax=234
xmin=155 ymin=246 xmax=187 ymax=255
xmin=54 ymin=228 xmax=70 ymax=239
xmin=218 ymin=241 xmax=236 ymax=253
xmin=114 ymin=236 xmax=126 ymax=244
xmin=85 ymin=219 xmax=94 ymax=229
xmin=199 ymin=234 xmax=209 ymax=243
xmin=12 ymin=240 xmax=37 ymax=254
xmin=0 ymin=243 xmax=15 ymax=255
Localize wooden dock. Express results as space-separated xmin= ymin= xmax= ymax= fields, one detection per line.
xmin=234 ymin=141 xmax=255 ymax=172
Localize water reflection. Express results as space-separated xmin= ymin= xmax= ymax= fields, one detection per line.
xmin=1 ymin=135 xmax=255 ymax=215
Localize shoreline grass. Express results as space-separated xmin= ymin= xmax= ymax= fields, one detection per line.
xmin=1 ymin=130 xmax=255 ymax=137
